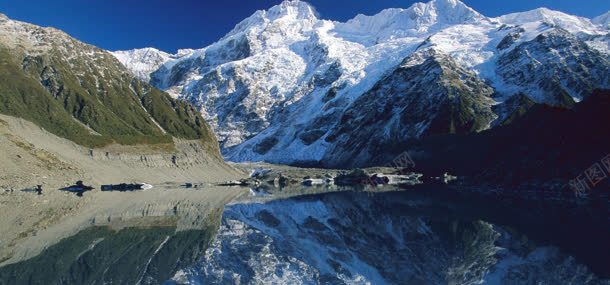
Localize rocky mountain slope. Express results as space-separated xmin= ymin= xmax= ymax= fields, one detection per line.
xmin=411 ymin=89 xmax=610 ymax=185
xmin=0 ymin=13 xmax=217 ymax=150
xmin=114 ymin=0 xmax=610 ymax=166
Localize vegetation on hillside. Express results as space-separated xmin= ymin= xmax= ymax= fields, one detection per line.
xmin=0 ymin=45 xmax=217 ymax=149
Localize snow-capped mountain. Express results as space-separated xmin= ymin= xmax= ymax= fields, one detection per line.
xmin=593 ymin=11 xmax=610 ymax=29
xmin=114 ymin=0 xmax=610 ymax=167
xmin=333 ymin=0 xmax=485 ymax=45
xmin=319 ymin=49 xmax=498 ymax=167
xmin=112 ymin=48 xmax=173 ymax=82
xmin=496 ymin=8 xmax=602 ymax=36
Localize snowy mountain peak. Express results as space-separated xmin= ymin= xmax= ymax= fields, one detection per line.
xmin=222 ymin=0 xmax=319 ymax=41
xmin=429 ymin=0 xmax=483 ymax=22
xmin=335 ymin=0 xmax=484 ymax=44
xmin=267 ymin=0 xmax=318 ymax=21
xmin=499 ymin=7 xmax=571 ymax=23
xmin=497 ymin=8 xmax=602 ymax=35
xmin=111 ymin=1 xmax=610 ymax=166
xmin=111 ymin=47 xmax=174 ymax=81
xmin=593 ymin=11 xmax=610 ymax=29
xmin=176 ymin=48 xmax=195 ymax=57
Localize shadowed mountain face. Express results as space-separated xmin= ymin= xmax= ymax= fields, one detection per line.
xmin=0 ymin=15 xmax=217 ymax=149
xmin=168 ymin=191 xmax=610 ymax=284
xmin=408 ymin=89 xmax=610 ymax=185
xmin=320 ymin=49 xmax=497 ymax=167
xmin=496 ymin=29 xmax=610 ymax=106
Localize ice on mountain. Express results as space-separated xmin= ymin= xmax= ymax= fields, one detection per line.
xmin=111 ymin=0 xmax=610 ymax=166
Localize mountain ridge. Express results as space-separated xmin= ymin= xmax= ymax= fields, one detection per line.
xmin=0 ymin=14 xmax=219 ymax=151
xmin=593 ymin=11 xmax=610 ymax=28
xmin=112 ymin=0 xmax=610 ymax=167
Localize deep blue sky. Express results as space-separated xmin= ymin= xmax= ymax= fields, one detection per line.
xmin=0 ymin=0 xmax=608 ymax=53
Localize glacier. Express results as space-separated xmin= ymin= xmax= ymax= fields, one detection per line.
xmin=112 ymin=0 xmax=610 ymax=166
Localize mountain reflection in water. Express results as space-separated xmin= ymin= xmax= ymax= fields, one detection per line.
xmin=170 ymin=189 xmax=610 ymax=285
xmin=1 ymin=188 xmax=608 ymax=285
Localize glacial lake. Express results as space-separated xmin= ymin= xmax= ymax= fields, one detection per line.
xmin=1 ymin=187 xmax=608 ymax=285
